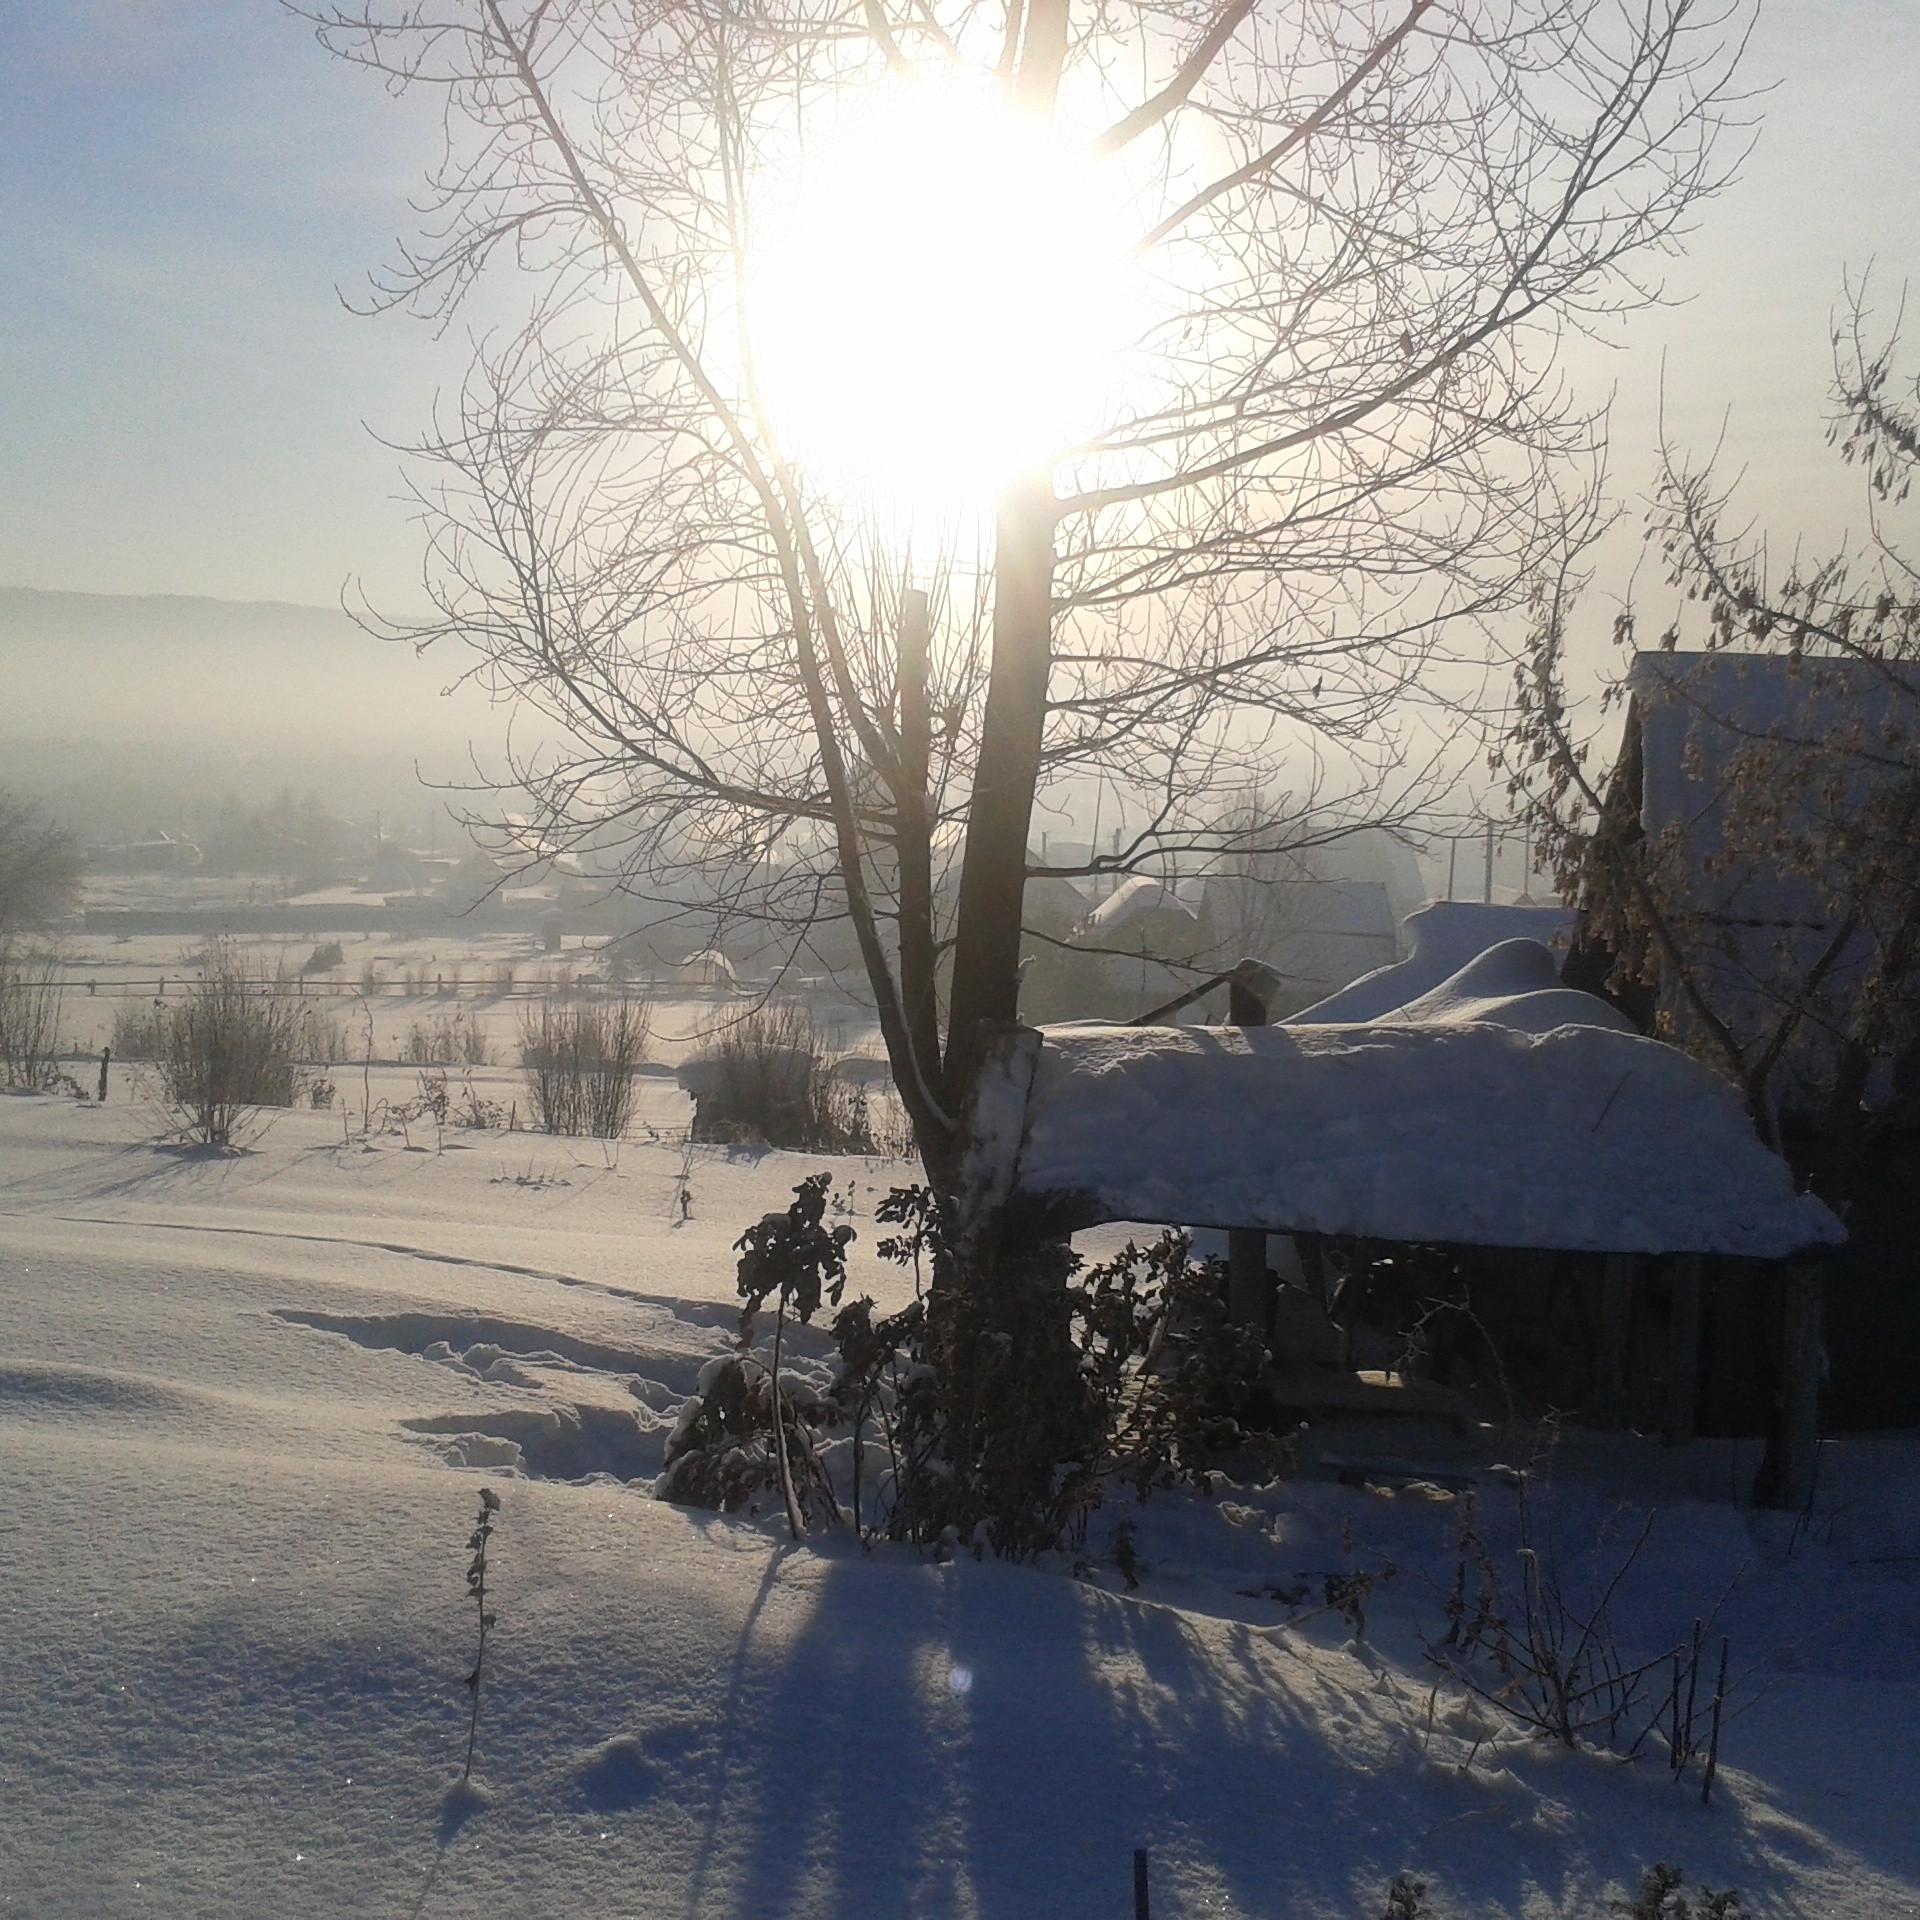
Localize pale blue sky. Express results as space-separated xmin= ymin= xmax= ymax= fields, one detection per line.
xmin=0 ymin=1 xmax=1915 ymax=611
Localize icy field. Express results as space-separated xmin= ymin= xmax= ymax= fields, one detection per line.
xmin=2 ymin=1088 xmax=1917 ymax=1919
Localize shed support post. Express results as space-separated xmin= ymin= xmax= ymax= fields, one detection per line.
xmin=1665 ymin=1254 xmax=1702 ymax=1446
xmin=1226 ymin=962 xmax=1270 ymax=1337
xmin=1774 ymin=1261 xmax=1823 ymax=1512
xmin=1598 ymin=1253 xmax=1636 ymax=1429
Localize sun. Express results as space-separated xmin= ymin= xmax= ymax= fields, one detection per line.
xmin=746 ymin=76 xmax=1135 ymax=510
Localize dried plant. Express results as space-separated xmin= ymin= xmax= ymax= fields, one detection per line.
xmin=462 ymin=1486 xmax=501 ymax=1782
xmin=0 ymin=947 xmax=67 ymax=1090
xmin=156 ymin=942 xmax=330 ymax=1145
xmin=1428 ymin=1486 xmax=1735 ymax=1760
xmin=686 ymin=1002 xmax=879 ymax=1154
xmin=518 ymin=994 xmax=651 ymax=1137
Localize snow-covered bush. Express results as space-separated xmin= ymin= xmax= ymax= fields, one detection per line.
xmin=658 ymin=1173 xmax=852 ymax=1534
xmin=517 ymin=994 xmax=650 ymax=1137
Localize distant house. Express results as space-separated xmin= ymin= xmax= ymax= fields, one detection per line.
xmin=678 ymin=949 xmax=739 ymax=990
xmin=1250 ymin=877 xmax=1397 ymax=1014
xmin=86 ymin=830 xmax=203 ymax=874
xmin=1022 ymin=853 xmax=1419 ymax=1024
xmin=362 ymin=840 xmax=431 ymax=896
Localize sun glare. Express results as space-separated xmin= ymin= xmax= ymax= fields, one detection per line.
xmin=747 ymin=78 xmax=1135 ymax=511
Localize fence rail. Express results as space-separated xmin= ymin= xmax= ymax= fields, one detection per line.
xmin=46 ymin=973 xmax=701 ymax=1003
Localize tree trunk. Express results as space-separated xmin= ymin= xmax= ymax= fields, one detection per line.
xmin=893 ymin=587 xmax=950 ymax=1165
xmin=942 ymin=475 xmax=1057 ymax=1115
xmin=1769 ymin=1259 xmax=1824 ymax=1513
xmin=1226 ymin=967 xmax=1271 ymax=1334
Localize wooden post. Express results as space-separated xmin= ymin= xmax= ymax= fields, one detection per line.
xmin=1598 ymin=1253 xmax=1636 ymax=1429
xmin=1227 ymin=963 xmax=1270 ymax=1335
xmin=1665 ymin=1254 xmax=1702 ymax=1446
xmin=1775 ymin=1260 xmax=1824 ymax=1512
xmin=1133 ymin=1848 xmax=1150 ymax=1920
xmin=97 ymin=1048 xmax=110 ymax=1105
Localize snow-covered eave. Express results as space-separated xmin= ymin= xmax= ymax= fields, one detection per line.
xmin=1001 ymin=1182 xmax=1836 ymax=1263
xmin=993 ymin=1016 xmax=1844 ymax=1263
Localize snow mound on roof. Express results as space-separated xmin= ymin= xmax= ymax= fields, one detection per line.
xmin=1371 ymin=939 xmax=1637 ymax=1036
xmin=1291 ymin=900 xmax=1577 ymax=1023
xmin=1013 ymin=1008 xmax=1840 ymax=1258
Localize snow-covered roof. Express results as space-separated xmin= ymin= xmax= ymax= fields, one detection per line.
xmin=989 ymin=939 xmax=1839 ymax=1258
xmin=1084 ymin=874 xmax=1200 ymax=934
xmin=677 ymin=949 xmax=738 ymax=985
xmin=1289 ymin=900 xmax=1576 ymax=1022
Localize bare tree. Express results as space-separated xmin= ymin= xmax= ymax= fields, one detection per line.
xmin=301 ymin=0 xmax=1751 ymax=1183
xmin=0 ymin=791 xmax=83 ymax=940
xmin=1504 ymin=284 xmax=1920 ymax=1190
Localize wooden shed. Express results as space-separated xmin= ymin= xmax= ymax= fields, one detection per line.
xmin=959 ymin=940 xmax=1843 ymax=1503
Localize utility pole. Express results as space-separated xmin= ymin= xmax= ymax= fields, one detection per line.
xmin=1482 ymin=822 xmax=1495 ymax=904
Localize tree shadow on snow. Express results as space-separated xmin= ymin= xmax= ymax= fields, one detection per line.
xmin=671 ymin=1536 xmax=1879 ymax=1920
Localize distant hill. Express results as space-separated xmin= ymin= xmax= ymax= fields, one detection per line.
xmin=0 ymin=586 xmax=500 ymax=751
xmin=0 ymin=586 xmax=360 ymax=647
xmin=0 ymin=587 xmax=515 ymax=842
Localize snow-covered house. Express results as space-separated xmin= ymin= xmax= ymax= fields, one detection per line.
xmin=677 ymin=948 xmax=739 ymax=990
xmin=1571 ymin=651 xmax=1920 ymax=1431
xmin=1572 ymin=651 xmax=1920 ymax=1107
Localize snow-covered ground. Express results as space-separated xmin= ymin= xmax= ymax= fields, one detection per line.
xmin=2 ymin=1088 xmax=1917 ymax=1918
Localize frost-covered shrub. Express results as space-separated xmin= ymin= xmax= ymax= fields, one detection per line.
xmin=1619 ymin=1865 xmax=1742 ymax=1920
xmin=658 ymin=1174 xmax=851 ymax=1533
xmin=883 ymin=1215 xmax=1267 ymax=1557
xmin=1427 ymin=1484 xmax=1734 ymax=1771
xmin=110 ymin=1000 xmax=166 ymax=1060
xmin=1365 ymin=1865 xmax=1739 ymax=1920
xmin=655 ymin=1353 xmax=838 ymax=1517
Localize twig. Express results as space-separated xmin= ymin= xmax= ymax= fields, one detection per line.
xmin=1701 ymin=1637 xmax=1730 ymax=1806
